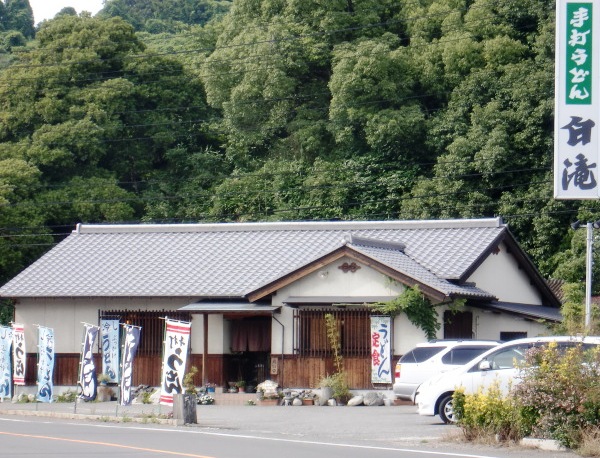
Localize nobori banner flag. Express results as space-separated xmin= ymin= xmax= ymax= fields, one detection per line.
xmin=120 ymin=325 xmax=141 ymax=406
xmin=370 ymin=316 xmax=392 ymax=384
xmin=37 ymin=326 xmax=54 ymax=403
xmin=159 ymin=319 xmax=191 ymax=406
xmin=79 ymin=324 xmax=99 ymax=402
xmin=12 ymin=323 xmax=26 ymax=386
xmin=0 ymin=326 xmax=13 ymax=400
xmin=555 ymin=0 xmax=600 ymax=198
xmin=101 ymin=319 xmax=120 ymax=384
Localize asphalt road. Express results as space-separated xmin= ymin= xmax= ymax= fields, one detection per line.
xmin=0 ymin=402 xmax=580 ymax=458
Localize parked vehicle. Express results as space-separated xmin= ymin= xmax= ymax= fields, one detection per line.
xmin=415 ymin=335 xmax=600 ymax=424
xmin=393 ymin=339 xmax=500 ymax=401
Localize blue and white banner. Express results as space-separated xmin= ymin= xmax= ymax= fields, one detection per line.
xmin=79 ymin=324 xmax=99 ymax=401
xmin=37 ymin=326 xmax=54 ymax=403
xmin=12 ymin=323 xmax=26 ymax=386
xmin=0 ymin=326 xmax=13 ymax=400
xmin=370 ymin=316 xmax=392 ymax=384
xmin=101 ymin=319 xmax=120 ymax=384
xmin=159 ymin=319 xmax=191 ymax=406
xmin=120 ymin=325 xmax=141 ymax=406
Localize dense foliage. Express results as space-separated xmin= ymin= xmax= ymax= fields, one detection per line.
xmin=0 ymin=0 xmax=597 ymax=323
xmin=455 ymin=343 xmax=600 ymax=450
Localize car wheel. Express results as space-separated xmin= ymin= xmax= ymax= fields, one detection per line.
xmin=439 ymin=395 xmax=457 ymax=424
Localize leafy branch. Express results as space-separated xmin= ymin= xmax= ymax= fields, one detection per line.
xmin=370 ymin=285 xmax=440 ymax=340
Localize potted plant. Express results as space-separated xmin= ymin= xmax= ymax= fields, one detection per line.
xmin=235 ymin=380 xmax=246 ymax=393
xmin=205 ymin=383 xmax=216 ymax=394
xmin=300 ymin=390 xmax=316 ymax=405
xmin=97 ymin=373 xmax=111 ymax=386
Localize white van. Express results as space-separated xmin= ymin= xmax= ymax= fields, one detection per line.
xmin=415 ymin=335 xmax=600 ymax=423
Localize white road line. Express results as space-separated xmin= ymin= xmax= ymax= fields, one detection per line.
xmin=0 ymin=417 xmax=500 ymax=458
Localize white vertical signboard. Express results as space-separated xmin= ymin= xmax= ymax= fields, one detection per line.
xmin=100 ymin=319 xmax=120 ymax=383
xmin=370 ymin=316 xmax=392 ymax=384
xmin=555 ymin=0 xmax=600 ymax=198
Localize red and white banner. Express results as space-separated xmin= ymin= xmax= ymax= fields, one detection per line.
xmin=12 ymin=323 xmax=25 ymax=385
xmin=159 ymin=319 xmax=191 ymax=406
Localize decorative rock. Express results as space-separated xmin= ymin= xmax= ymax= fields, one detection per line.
xmin=363 ymin=392 xmax=384 ymax=406
xmin=347 ymin=395 xmax=364 ymax=406
xmin=256 ymin=380 xmax=279 ymax=399
xmin=292 ymin=398 xmax=303 ymax=406
xmin=327 ymin=399 xmax=337 ymax=406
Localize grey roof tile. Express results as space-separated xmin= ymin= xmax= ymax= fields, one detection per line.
xmin=349 ymin=243 xmax=495 ymax=299
xmin=0 ymin=218 xmax=507 ymax=298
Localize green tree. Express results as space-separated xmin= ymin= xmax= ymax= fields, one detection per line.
xmin=0 ymin=14 xmax=220 ymax=282
xmin=5 ymin=0 xmax=34 ymax=38
xmin=99 ymin=0 xmax=232 ymax=31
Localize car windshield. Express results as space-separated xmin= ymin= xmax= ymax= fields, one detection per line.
xmin=441 ymin=346 xmax=496 ymax=365
xmin=400 ymin=346 xmax=446 ymax=363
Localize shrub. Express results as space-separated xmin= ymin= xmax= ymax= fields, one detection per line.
xmin=513 ymin=343 xmax=600 ymax=449
xmin=55 ymin=390 xmax=78 ymax=403
xmin=183 ymin=366 xmax=199 ymax=395
xmin=454 ymin=383 xmax=524 ymax=442
xmin=138 ymin=390 xmax=154 ymax=404
xmin=455 ymin=343 xmax=600 ymax=449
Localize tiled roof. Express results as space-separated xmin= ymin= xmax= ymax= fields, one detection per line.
xmin=0 ymin=218 xmax=507 ymax=298
xmin=349 ymin=242 xmax=495 ymax=299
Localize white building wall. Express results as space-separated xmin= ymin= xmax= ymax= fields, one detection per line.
xmin=14 ymin=296 xmax=228 ymax=354
xmin=272 ymin=256 xmax=414 ymax=355
xmin=467 ymin=241 xmax=542 ymax=305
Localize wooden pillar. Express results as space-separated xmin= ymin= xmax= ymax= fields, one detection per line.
xmin=202 ymin=313 xmax=208 ymax=385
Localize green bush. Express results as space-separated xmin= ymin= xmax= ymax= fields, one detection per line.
xmin=454 ymin=383 xmax=525 ymax=442
xmin=513 ymin=343 xmax=600 ymax=449
xmin=55 ymin=390 xmax=77 ymax=403
xmin=456 ymin=342 xmax=600 ymax=450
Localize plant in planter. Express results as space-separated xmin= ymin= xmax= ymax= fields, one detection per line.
xmin=183 ymin=366 xmax=199 ymax=396
xmin=205 ymin=383 xmax=217 ymax=393
xmin=235 ymin=380 xmax=246 ymax=392
xmin=318 ymin=314 xmax=352 ymax=405
xmin=97 ymin=373 xmax=111 ymax=385
xmin=300 ymin=390 xmax=317 ymax=405
xmin=197 ymin=394 xmax=215 ymax=405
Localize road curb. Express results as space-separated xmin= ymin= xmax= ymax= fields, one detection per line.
xmin=520 ymin=437 xmax=567 ymax=452
xmin=0 ymin=408 xmax=177 ymax=425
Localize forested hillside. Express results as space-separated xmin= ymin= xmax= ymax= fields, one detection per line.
xmin=0 ymin=0 xmax=594 ymax=314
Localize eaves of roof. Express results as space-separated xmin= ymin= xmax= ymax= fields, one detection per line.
xmin=476 ymin=301 xmax=562 ymax=322
xmin=247 ymin=242 xmax=496 ymax=304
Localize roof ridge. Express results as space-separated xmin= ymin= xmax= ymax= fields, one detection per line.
xmin=75 ymin=217 xmax=504 ymax=234
xmin=346 ymin=234 xmax=406 ymax=252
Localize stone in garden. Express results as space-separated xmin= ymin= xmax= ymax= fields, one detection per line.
xmin=363 ymin=392 xmax=384 ymax=406
xmin=327 ymin=399 xmax=337 ymax=406
xmin=256 ymin=380 xmax=279 ymax=398
xmin=292 ymin=398 xmax=303 ymax=406
xmin=347 ymin=395 xmax=364 ymax=406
